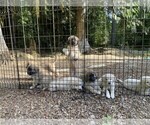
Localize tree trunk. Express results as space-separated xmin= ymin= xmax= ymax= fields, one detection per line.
xmin=76 ymin=7 xmax=85 ymax=40
xmin=0 ymin=25 xmax=12 ymax=65
xmin=109 ymin=6 xmax=116 ymax=47
xmin=111 ymin=14 xmax=116 ymax=46
xmin=76 ymin=6 xmax=91 ymax=53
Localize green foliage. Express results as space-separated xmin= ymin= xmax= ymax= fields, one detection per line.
xmin=88 ymin=7 xmax=110 ymax=47
xmin=0 ymin=7 xmax=7 ymax=26
xmin=1 ymin=5 xmax=150 ymax=52
xmin=14 ymin=7 xmax=36 ymax=48
xmin=111 ymin=4 xmax=150 ymax=48
xmin=102 ymin=115 xmax=112 ymax=125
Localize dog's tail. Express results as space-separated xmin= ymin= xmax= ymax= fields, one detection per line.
xmin=52 ymin=54 xmax=58 ymax=64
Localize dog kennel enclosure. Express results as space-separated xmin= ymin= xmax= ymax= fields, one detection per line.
xmin=0 ymin=1 xmax=150 ymax=96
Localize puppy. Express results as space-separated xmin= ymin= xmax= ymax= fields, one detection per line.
xmin=62 ymin=35 xmax=81 ymax=77
xmin=49 ymin=77 xmax=83 ymax=91
xmin=98 ymin=74 xmax=116 ymax=99
xmin=120 ymin=76 xmax=150 ymax=95
xmin=26 ymin=63 xmax=45 ymax=89
xmin=84 ymin=72 xmax=101 ymax=94
xmin=26 ymin=57 xmax=59 ymax=78
xmin=141 ymin=76 xmax=150 ymax=95
xmin=26 ymin=63 xmax=83 ymax=91
xmin=41 ymin=56 xmax=59 ymax=78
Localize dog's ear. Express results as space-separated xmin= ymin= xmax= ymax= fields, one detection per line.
xmin=67 ymin=36 xmax=72 ymax=44
xmin=75 ymin=36 xmax=80 ymax=43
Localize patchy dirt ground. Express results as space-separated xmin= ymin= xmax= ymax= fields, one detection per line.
xmin=0 ymin=88 xmax=149 ymax=119
xmin=0 ymin=53 xmax=150 ymax=119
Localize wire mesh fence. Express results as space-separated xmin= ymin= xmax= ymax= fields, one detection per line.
xmin=0 ymin=6 xmax=150 ymax=97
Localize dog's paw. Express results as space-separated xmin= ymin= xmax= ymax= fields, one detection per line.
xmin=106 ymin=90 xmax=111 ymax=99
xmin=102 ymin=93 xmax=105 ymax=97
xmin=30 ymin=86 xmax=34 ymax=90
xmin=111 ymin=93 xmax=115 ymax=99
xmin=62 ymin=48 xmax=69 ymax=56
xmin=110 ymin=86 xmax=115 ymax=99
xmin=95 ymin=90 xmax=101 ymax=95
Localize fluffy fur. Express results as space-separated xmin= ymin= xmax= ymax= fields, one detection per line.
xmin=120 ymin=76 xmax=150 ymax=95
xmin=26 ymin=63 xmax=49 ymax=89
xmin=26 ymin=57 xmax=59 ymax=77
xmin=98 ymin=74 xmax=116 ymax=99
xmin=49 ymin=77 xmax=83 ymax=91
xmin=84 ymin=73 xmax=116 ymax=98
xmin=26 ymin=63 xmax=83 ymax=91
xmin=84 ymin=72 xmax=101 ymax=94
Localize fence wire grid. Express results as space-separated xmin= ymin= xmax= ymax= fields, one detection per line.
xmin=0 ymin=6 xmax=150 ymax=97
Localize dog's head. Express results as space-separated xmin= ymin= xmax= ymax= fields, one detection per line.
xmin=141 ymin=76 xmax=150 ymax=86
xmin=67 ymin=35 xmax=79 ymax=46
xmin=26 ymin=63 xmax=39 ymax=76
xmin=85 ymin=72 xmax=97 ymax=82
xmin=101 ymin=74 xmax=116 ymax=86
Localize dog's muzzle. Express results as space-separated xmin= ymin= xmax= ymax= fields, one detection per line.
xmin=108 ymin=82 xmax=111 ymax=85
xmin=70 ymin=40 xmax=78 ymax=46
xmin=73 ymin=59 xmax=78 ymax=61
xmin=68 ymin=37 xmax=78 ymax=46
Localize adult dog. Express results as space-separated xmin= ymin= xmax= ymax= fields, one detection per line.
xmin=62 ymin=35 xmax=81 ymax=77
xmin=26 ymin=63 xmax=83 ymax=91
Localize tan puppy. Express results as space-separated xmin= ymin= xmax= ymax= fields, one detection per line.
xmin=26 ymin=59 xmax=59 ymax=89
xmin=27 ymin=57 xmax=59 ymax=78
xmin=26 ymin=63 xmax=83 ymax=91
xmin=63 ymin=35 xmax=81 ymax=77
xmin=84 ymin=72 xmax=101 ymax=94
xmin=26 ymin=63 xmax=46 ymax=89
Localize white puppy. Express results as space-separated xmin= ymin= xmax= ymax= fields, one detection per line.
xmin=122 ymin=76 xmax=150 ymax=95
xmin=49 ymin=77 xmax=83 ymax=91
xmin=141 ymin=76 xmax=150 ymax=95
xmin=123 ymin=78 xmax=140 ymax=90
xmin=98 ymin=74 xmax=116 ymax=99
